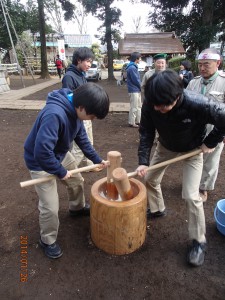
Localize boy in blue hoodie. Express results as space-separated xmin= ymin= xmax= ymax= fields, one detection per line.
xmin=24 ymin=82 xmax=109 ymax=259
xmin=126 ymin=52 xmax=142 ymax=128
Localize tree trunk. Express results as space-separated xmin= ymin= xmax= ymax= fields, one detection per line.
xmin=106 ymin=28 xmax=115 ymax=81
xmin=105 ymin=3 xmax=115 ymax=81
xmin=200 ymin=0 xmax=214 ymax=51
xmin=37 ymin=0 xmax=50 ymax=79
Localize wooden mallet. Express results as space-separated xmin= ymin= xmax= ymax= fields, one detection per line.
xmin=112 ymin=167 xmax=134 ymax=201
xmin=112 ymin=149 xmax=202 ymax=201
xmin=20 ymin=162 xmax=108 ymax=188
xmin=106 ymin=151 xmax=122 ymax=200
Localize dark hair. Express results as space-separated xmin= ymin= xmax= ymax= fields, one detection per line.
xmin=73 ymin=82 xmax=109 ymax=119
xmin=130 ymin=52 xmax=141 ymax=62
xmin=180 ymin=60 xmax=192 ymax=71
xmin=144 ymin=69 xmax=183 ymax=106
xmin=72 ymin=47 xmax=95 ymax=65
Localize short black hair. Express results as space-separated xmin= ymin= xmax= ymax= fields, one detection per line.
xmin=72 ymin=47 xmax=95 ymax=65
xmin=144 ymin=69 xmax=183 ymax=106
xmin=73 ymin=82 xmax=109 ymax=119
xmin=130 ymin=52 xmax=141 ymax=62
xmin=180 ymin=60 xmax=192 ymax=71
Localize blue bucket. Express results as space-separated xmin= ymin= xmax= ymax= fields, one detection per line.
xmin=215 ymin=199 xmax=225 ymax=225
xmin=214 ymin=207 xmax=225 ymax=236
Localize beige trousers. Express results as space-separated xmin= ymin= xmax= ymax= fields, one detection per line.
xmin=30 ymin=152 xmax=85 ymax=245
xmin=200 ymin=141 xmax=224 ymax=191
xmin=128 ymin=92 xmax=142 ymax=126
xmin=145 ymin=143 xmax=206 ymax=243
xmin=71 ymin=120 xmax=94 ymax=167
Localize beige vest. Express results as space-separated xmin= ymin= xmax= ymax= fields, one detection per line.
xmin=141 ymin=69 xmax=155 ymax=90
xmin=186 ymin=72 xmax=225 ymax=103
xmin=187 ymin=72 xmax=225 ymax=134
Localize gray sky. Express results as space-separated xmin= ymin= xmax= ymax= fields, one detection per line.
xmin=63 ymin=0 xmax=152 ymax=37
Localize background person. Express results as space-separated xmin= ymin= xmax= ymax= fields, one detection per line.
xmin=126 ymin=52 xmax=142 ymax=128
xmin=179 ymin=60 xmax=194 ymax=88
xmin=23 ymin=83 xmax=109 ymax=259
xmin=186 ymin=48 xmax=225 ymax=202
xmin=141 ymin=53 xmax=167 ymax=143
xmin=62 ymin=47 xmax=100 ymax=172
xmin=136 ymin=70 xmax=225 ymax=266
xmin=141 ymin=53 xmax=167 ymax=91
xmin=55 ymin=54 xmax=63 ymax=79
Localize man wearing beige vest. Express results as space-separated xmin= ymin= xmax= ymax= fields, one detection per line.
xmin=186 ymin=48 xmax=225 ymax=202
xmin=141 ymin=53 xmax=167 ymax=91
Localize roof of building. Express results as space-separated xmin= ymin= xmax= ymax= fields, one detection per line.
xmin=64 ymin=34 xmax=92 ymax=48
xmin=35 ymin=34 xmax=92 ymax=48
xmin=118 ymin=32 xmax=185 ymax=55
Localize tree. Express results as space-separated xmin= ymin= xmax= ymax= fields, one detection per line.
xmin=91 ymin=43 xmax=102 ymax=61
xmin=44 ymin=0 xmax=64 ymax=33
xmin=81 ymin=0 xmax=123 ymax=81
xmin=141 ymin=0 xmax=225 ymax=56
xmin=0 ymin=0 xmax=27 ymax=49
xmin=37 ymin=0 xmax=50 ymax=78
xmin=28 ymin=0 xmax=76 ymax=79
xmin=132 ymin=16 xmax=142 ymax=33
xmin=60 ymin=0 xmax=88 ymax=34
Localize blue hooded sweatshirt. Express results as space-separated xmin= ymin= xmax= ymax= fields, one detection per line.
xmin=62 ymin=64 xmax=87 ymax=90
xmin=24 ymin=88 xmax=102 ymax=179
xmin=126 ymin=62 xmax=141 ymax=93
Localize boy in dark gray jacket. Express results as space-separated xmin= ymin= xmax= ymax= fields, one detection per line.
xmin=136 ymin=69 xmax=225 ymax=267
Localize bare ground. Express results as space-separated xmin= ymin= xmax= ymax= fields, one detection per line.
xmin=0 ymin=76 xmax=225 ymax=300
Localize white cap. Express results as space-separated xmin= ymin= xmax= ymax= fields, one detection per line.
xmin=198 ymin=53 xmax=221 ymax=60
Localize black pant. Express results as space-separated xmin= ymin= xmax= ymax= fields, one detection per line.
xmin=57 ymin=68 xmax=62 ymax=79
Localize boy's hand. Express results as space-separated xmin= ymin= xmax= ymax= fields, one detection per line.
xmin=89 ymin=160 xmax=109 ymax=172
xmin=136 ymin=165 xmax=148 ymax=177
xmin=99 ymin=160 xmax=109 ymax=169
xmin=61 ymin=170 xmax=73 ymax=180
xmin=200 ymin=144 xmax=215 ymax=153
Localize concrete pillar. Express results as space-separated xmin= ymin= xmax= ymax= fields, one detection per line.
xmin=0 ymin=67 xmax=10 ymax=94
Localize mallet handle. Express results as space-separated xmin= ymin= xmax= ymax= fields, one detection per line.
xmin=127 ymin=149 xmax=202 ymax=178
xmin=20 ymin=162 xmax=109 ymax=188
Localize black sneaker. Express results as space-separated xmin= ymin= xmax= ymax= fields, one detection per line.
xmin=69 ymin=203 xmax=90 ymax=217
xmin=187 ymin=239 xmax=207 ymax=267
xmin=39 ymin=239 xmax=63 ymax=259
xmin=147 ymin=208 xmax=166 ymax=219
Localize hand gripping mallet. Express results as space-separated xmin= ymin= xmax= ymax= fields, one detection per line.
xmin=111 ymin=149 xmax=202 ymax=201
xmin=20 ymin=162 xmax=109 ymax=188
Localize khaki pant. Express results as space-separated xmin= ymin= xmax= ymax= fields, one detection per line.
xmin=30 ymin=152 xmax=85 ymax=245
xmin=128 ymin=92 xmax=142 ymax=126
xmin=200 ymin=141 xmax=224 ymax=191
xmin=71 ymin=120 xmax=94 ymax=167
xmin=145 ymin=143 xmax=206 ymax=243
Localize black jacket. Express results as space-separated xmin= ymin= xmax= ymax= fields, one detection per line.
xmin=62 ymin=64 xmax=87 ymax=90
xmin=138 ymin=89 xmax=225 ymax=166
xmin=179 ymin=70 xmax=194 ymax=88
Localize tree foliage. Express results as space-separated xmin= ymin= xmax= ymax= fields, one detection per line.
xmin=81 ymin=0 xmax=123 ymax=80
xmin=0 ymin=0 xmax=54 ymax=49
xmin=0 ymin=0 xmax=27 ymax=49
xmin=141 ymin=0 xmax=225 ymax=57
xmin=58 ymin=0 xmax=75 ymax=20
